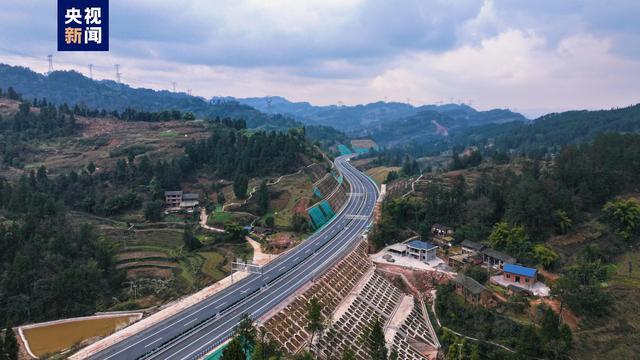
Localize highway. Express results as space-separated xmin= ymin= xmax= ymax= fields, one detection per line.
xmin=88 ymin=155 xmax=378 ymax=360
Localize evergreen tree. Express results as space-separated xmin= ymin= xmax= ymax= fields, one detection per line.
xmin=220 ymin=337 xmax=245 ymax=360
xmin=143 ymin=200 xmax=163 ymax=222
xmin=149 ymin=177 xmax=163 ymax=200
xmin=264 ymin=215 xmax=275 ymax=229
xmin=183 ymin=225 xmax=202 ymax=251
xmin=0 ymin=333 xmax=5 ymax=360
xmin=252 ymin=339 xmax=265 ymax=360
xmin=87 ymin=161 xmax=96 ymax=175
xmin=234 ymin=313 xmax=256 ymax=355
xmin=3 ymin=326 xmax=18 ymax=360
xmin=257 ymin=180 xmax=269 ymax=216
xmin=306 ymin=297 xmax=324 ymax=349
xmin=217 ymin=191 xmax=226 ymax=206
xmin=341 ymin=348 xmax=356 ymax=360
xmin=365 ymin=319 xmax=388 ymax=360
xmin=234 ymin=175 xmax=249 ymax=199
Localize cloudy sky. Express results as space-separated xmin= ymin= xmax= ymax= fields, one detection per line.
xmin=1 ymin=0 xmax=639 ymax=117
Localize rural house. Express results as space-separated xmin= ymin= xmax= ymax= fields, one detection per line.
xmin=502 ymin=264 xmax=537 ymax=285
xmin=452 ymin=274 xmax=494 ymax=307
xmin=406 ymin=240 xmax=438 ymax=263
xmin=481 ymin=248 xmax=516 ymax=269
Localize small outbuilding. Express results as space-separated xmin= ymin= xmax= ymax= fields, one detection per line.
xmin=452 ymin=274 xmax=493 ymax=306
xmin=431 ymin=224 xmax=454 ymax=237
xmin=461 ymin=240 xmax=485 ymax=254
xmin=481 ymin=248 xmax=516 ymax=269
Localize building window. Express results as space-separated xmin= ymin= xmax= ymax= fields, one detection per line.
xmin=506 ymin=274 xmax=510 ymax=278
xmin=525 ymin=278 xmax=529 ymax=283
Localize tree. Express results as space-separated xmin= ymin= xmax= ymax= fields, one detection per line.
xmin=364 ymin=319 xmax=388 ymax=360
xmin=257 ymin=180 xmax=269 ymax=216
xmin=384 ymin=171 xmax=398 ymax=184
xmin=87 ymin=161 xmax=96 ymax=175
xmin=149 ymin=177 xmax=163 ymax=200
xmin=292 ymin=352 xmax=314 ymax=360
xmin=234 ymin=314 xmax=256 ymax=355
xmin=3 ymin=326 xmax=18 ymax=360
xmin=554 ymin=209 xmax=572 ymax=235
xmin=183 ymin=225 xmax=202 ymax=251
xmin=488 ymin=222 xmax=529 ymax=259
xmin=341 ymin=347 xmax=356 ymax=360
xmin=217 ymin=191 xmax=226 ymax=206
xmin=306 ymin=297 xmax=324 ymax=349
xmin=234 ymin=175 xmax=249 ymax=199
xmin=252 ymin=339 xmax=265 ymax=360
xmin=292 ymin=213 xmax=310 ymax=233
xmin=220 ymin=337 xmax=245 ymax=360
xmin=532 ymin=244 xmax=559 ymax=269
xmin=143 ymin=200 xmax=164 ymax=222
xmin=225 ymin=223 xmax=247 ymax=243
xmin=265 ymin=215 xmax=275 ymax=229
xmin=603 ymin=198 xmax=640 ymax=242
xmin=183 ymin=112 xmax=196 ymax=120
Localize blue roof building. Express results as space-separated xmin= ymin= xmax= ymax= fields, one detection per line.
xmin=503 ymin=264 xmax=537 ymax=278
xmin=406 ymin=240 xmax=438 ymax=262
xmin=503 ymin=263 xmax=538 ymax=286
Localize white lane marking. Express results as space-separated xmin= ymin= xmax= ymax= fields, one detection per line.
xmin=107 ymin=158 xmax=372 ymax=360
xmin=183 ymin=318 xmax=198 ymax=327
xmin=167 ymin=162 xmax=371 ymax=360
xmin=144 ymin=338 xmax=163 ymax=348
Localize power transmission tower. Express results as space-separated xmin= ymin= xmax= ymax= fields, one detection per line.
xmin=115 ymin=64 xmax=121 ymax=83
xmin=187 ymin=88 xmax=192 ymax=96
xmin=172 ymin=82 xmax=176 ymax=92
xmin=47 ymin=54 xmax=53 ymax=74
xmin=266 ymin=97 xmax=272 ymax=112
xmin=88 ymin=64 xmax=93 ymax=79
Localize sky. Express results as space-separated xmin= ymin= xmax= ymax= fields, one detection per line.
xmin=1 ymin=0 xmax=639 ymax=117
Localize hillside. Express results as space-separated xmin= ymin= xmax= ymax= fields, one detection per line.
xmin=224 ymin=95 xmax=528 ymax=134
xmin=0 ymin=64 xmax=300 ymax=131
xmin=0 ymin=91 xmax=323 ymax=327
xmin=448 ymin=103 xmax=640 ymax=156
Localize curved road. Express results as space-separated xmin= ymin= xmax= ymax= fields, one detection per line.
xmin=88 ymin=155 xmax=378 ymax=360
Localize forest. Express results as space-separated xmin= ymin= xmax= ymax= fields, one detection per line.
xmin=371 ymin=132 xmax=640 ymax=319
xmin=0 ymin=89 xmax=318 ymax=325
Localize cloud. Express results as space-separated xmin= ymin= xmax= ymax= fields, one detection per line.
xmin=0 ymin=0 xmax=639 ymax=115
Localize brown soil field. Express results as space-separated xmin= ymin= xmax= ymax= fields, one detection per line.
xmin=115 ymin=260 xmax=178 ymax=270
xmin=115 ymin=251 xmax=169 ymax=262
xmin=126 ymin=267 xmax=173 ymax=280
xmin=350 ymin=139 xmax=378 ymax=149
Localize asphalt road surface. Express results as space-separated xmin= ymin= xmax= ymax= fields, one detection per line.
xmin=88 ymin=154 xmax=378 ymax=360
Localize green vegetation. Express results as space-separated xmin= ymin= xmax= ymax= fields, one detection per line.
xmin=0 ymin=176 xmax=122 ymax=325
xmin=0 ymin=65 xmax=301 ymax=131
xmin=437 ymin=283 xmax=572 ymax=359
xmin=306 ymin=298 xmax=324 ymax=349
xmin=1 ymin=325 xmax=19 ymax=360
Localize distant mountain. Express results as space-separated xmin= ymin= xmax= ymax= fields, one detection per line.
xmin=0 ymin=64 xmax=300 ymax=131
xmin=223 ymin=96 xmax=528 ymax=135
xmin=447 ymin=103 xmax=640 ymax=155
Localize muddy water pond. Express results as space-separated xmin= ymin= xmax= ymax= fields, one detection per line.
xmin=22 ymin=314 xmax=141 ymax=357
